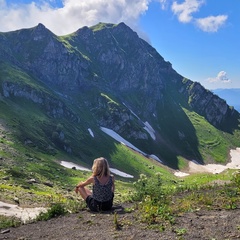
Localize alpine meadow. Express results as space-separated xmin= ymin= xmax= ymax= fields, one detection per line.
xmin=0 ymin=22 xmax=240 ymax=239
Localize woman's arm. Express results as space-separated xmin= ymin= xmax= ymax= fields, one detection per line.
xmin=75 ymin=176 xmax=94 ymax=198
xmin=112 ymin=175 xmax=115 ymax=193
xmin=76 ymin=176 xmax=94 ymax=188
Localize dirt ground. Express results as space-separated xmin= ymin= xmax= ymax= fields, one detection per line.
xmin=1 ymin=203 xmax=240 ymax=240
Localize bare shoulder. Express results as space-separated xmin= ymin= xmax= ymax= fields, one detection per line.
xmin=89 ymin=175 xmax=95 ymax=181
xmin=85 ymin=176 xmax=95 ymax=183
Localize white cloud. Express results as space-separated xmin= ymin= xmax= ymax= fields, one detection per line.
xmin=0 ymin=0 xmax=6 ymax=8
xmin=207 ymin=71 xmax=231 ymax=84
xmin=195 ymin=15 xmax=228 ymax=32
xmin=0 ymin=0 xmax=230 ymax=36
xmin=0 ymin=0 xmax=150 ymax=35
xmin=171 ymin=0 xmax=204 ymax=23
xmin=171 ymin=0 xmax=228 ymax=32
xmin=158 ymin=0 xmax=168 ymax=10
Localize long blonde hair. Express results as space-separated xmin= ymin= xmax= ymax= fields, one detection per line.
xmin=92 ymin=157 xmax=110 ymax=178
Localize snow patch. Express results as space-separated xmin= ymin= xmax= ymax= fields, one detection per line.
xmin=88 ymin=128 xmax=94 ymax=138
xmin=100 ymin=127 xmax=162 ymax=163
xmin=61 ymin=161 xmax=91 ymax=172
xmin=143 ymin=121 xmax=156 ymax=140
xmin=174 ymin=171 xmax=190 ymax=177
xmin=110 ymin=168 xmax=134 ymax=178
xmin=149 ymin=154 xmax=162 ymax=163
xmin=100 ymin=127 xmax=145 ymax=155
xmin=0 ymin=201 xmax=47 ymax=223
xmin=122 ymin=103 xmax=156 ymax=140
xmin=174 ymin=148 xmax=240 ymax=177
xmin=122 ymin=102 xmax=140 ymax=120
xmin=60 ymin=161 xmax=133 ymax=178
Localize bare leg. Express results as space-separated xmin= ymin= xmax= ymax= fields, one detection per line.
xmin=76 ymin=186 xmax=92 ymax=200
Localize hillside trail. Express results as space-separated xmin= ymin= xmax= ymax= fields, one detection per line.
xmin=1 ymin=202 xmax=240 ymax=240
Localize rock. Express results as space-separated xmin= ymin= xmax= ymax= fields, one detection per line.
xmin=1 ymin=229 xmax=10 ymax=234
xmin=0 ymin=22 xmax=239 ymax=168
xmin=27 ymin=178 xmax=38 ymax=184
xmin=13 ymin=197 xmax=20 ymax=205
xmin=43 ymin=182 xmax=54 ymax=187
xmin=2 ymin=176 xmax=10 ymax=180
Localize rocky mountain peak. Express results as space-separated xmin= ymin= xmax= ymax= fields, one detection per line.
xmin=0 ymin=22 xmax=239 ymax=168
xmin=35 ymin=23 xmax=47 ymax=31
xmin=31 ymin=23 xmax=55 ymax=40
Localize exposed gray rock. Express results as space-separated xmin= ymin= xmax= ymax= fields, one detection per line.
xmin=2 ymin=81 xmax=79 ymax=122
xmin=181 ymin=80 xmax=235 ymax=127
xmin=0 ymin=22 xmax=239 ymax=167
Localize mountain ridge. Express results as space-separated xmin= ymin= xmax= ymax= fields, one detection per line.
xmin=213 ymin=88 xmax=240 ymax=112
xmin=0 ymin=22 xmax=239 ymax=169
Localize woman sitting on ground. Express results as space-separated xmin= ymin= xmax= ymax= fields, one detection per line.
xmin=75 ymin=157 xmax=115 ymax=212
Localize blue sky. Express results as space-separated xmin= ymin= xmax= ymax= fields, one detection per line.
xmin=1 ymin=0 xmax=239 ymax=90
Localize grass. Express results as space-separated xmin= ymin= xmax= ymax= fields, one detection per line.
xmin=0 ymin=216 xmax=21 ymax=229
xmin=0 ymin=102 xmax=239 ymax=229
xmin=109 ymin=143 xmax=172 ymax=179
xmin=36 ymin=203 xmax=67 ymax=221
xmin=131 ymin=169 xmax=240 ymax=227
xmin=0 ymin=61 xmax=52 ymax=94
xmin=90 ymin=22 xmax=118 ymax=32
xmin=0 ymin=146 xmax=239 ymax=230
xmin=183 ymin=108 xmax=230 ymax=163
xmin=1 ymin=22 xmax=240 ymax=233
xmin=1 ymin=58 xmax=239 ymax=171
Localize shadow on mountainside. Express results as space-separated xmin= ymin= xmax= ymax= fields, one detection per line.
xmin=1 ymin=202 xmax=240 ymax=240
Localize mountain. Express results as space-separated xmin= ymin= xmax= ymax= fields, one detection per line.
xmin=0 ymin=22 xmax=239 ymax=171
xmin=213 ymin=89 xmax=240 ymax=112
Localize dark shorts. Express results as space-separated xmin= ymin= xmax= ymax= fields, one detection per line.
xmin=86 ymin=195 xmax=113 ymax=212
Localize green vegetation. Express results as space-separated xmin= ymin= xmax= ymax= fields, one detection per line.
xmin=0 ymin=73 xmax=240 ymax=229
xmin=0 ymin=22 xmax=240 ymax=233
xmin=131 ymin=169 xmax=240 ymax=227
xmin=90 ymin=22 xmax=118 ymax=32
xmin=0 ymin=133 xmax=240 ymax=231
xmin=36 ymin=203 xmax=67 ymax=221
xmin=0 ymin=216 xmax=21 ymax=229
xmin=100 ymin=93 xmax=119 ymax=106
xmin=183 ymin=108 xmax=230 ymax=163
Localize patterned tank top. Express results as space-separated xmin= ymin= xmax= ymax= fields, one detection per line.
xmin=93 ymin=176 xmax=113 ymax=202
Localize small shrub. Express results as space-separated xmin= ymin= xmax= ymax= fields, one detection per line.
xmin=232 ymin=171 xmax=240 ymax=189
xmin=6 ymin=167 xmax=27 ymax=179
xmin=133 ymin=173 xmax=165 ymax=203
xmin=113 ymin=212 xmax=121 ymax=230
xmin=175 ymin=227 xmax=187 ymax=236
xmin=36 ymin=203 xmax=67 ymax=221
xmin=132 ymin=173 xmax=172 ymax=225
xmin=0 ymin=215 xmax=21 ymax=229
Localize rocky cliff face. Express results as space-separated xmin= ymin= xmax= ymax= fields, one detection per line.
xmin=180 ymin=80 xmax=235 ymax=128
xmin=2 ymin=81 xmax=79 ymax=122
xmin=0 ymin=22 xmax=239 ymax=168
xmin=1 ymin=22 xmax=233 ymax=127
